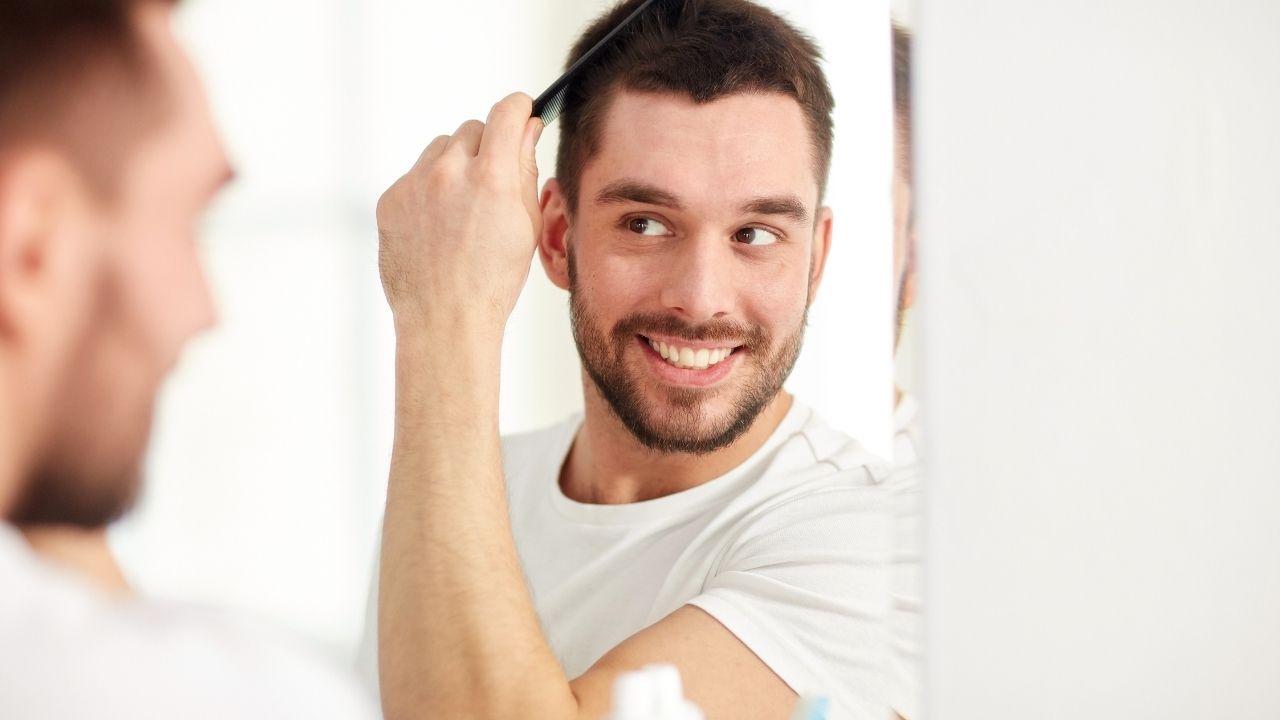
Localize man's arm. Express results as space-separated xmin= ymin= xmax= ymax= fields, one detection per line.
xmin=375 ymin=93 xmax=797 ymax=720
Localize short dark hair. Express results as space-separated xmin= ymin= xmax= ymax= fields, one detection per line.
xmin=555 ymin=0 xmax=835 ymax=213
xmin=892 ymin=22 xmax=912 ymax=182
xmin=0 ymin=0 xmax=179 ymax=195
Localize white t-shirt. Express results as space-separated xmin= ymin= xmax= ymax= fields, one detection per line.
xmin=886 ymin=393 xmax=923 ymax=719
xmin=0 ymin=523 xmax=377 ymax=719
xmin=358 ymin=401 xmax=894 ymax=720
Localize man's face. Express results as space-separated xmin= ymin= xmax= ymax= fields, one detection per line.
xmin=11 ymin=4 xmax=230 ymax=527
xmin=893 ymin=115 xmax=916 ymax=346
xmin=561 ymin=90 xmax=829 ymax=455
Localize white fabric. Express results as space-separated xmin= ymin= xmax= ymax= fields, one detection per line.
xmin=886 ymin=386 xmax=923 ymax=720
xmin=358 ymin=401 xmax=894 ymax=720
xmin=0 ymin=523 xmax=377 ymax=719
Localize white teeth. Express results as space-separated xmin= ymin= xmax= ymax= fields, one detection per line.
xmin=646 ymin=337 xmax=736 ymax=370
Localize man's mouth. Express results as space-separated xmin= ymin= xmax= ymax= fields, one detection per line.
xmin=641 ymin=335 xmax=741 ymax=371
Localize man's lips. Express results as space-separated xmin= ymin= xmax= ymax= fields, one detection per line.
xmin=639 ymin=334 xmax=743 ymax=369
xmin=636 ymin=335 xmax=742 ymax=387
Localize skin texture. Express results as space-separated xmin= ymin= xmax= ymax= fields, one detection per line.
xmin=376 ymin=89 xmax=832 ymax=720
xmin=0 ymin=2 xmax=231 ymax=587
xmin=22 ymin=525 xmax=131 ymax=595
xmin=544 ymin=91 xmax=832 ymax=504
xmin=892 ymin=113 xmax=916 ymax=353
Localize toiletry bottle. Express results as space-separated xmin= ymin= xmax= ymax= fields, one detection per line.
xmin=605 ymin=663 xmax=705 ymax=720
xmin=787 ymin=696 xmax=830 ymax=720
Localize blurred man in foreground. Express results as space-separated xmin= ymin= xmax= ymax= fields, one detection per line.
xmin=0 ymin=1 xmax=374 ymax=716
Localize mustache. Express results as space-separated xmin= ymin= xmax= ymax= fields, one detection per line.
xmin=611 ymin=312 xmax=768 ymax=347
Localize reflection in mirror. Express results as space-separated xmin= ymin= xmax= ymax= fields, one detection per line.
xmin=366 ymin=3 xmax=898 ymax=718
xmin=889 ymin=15 xmax=923 ymax=720
xmin=1 ymin=0 xmax=900 ymax=718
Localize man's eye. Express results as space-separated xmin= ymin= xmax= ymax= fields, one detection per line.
xmin=733 ymin=227 xmax=781 ymax=246
xmin=627 ymin=217 xmax=672 ymax=236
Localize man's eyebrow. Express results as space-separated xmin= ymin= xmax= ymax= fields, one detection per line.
xmin=594 ymin=180 xmax=685 ymax=210
xmin=742 ymin=195 xmax=811 ymax=225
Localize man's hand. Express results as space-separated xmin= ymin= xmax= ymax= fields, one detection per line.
xmin=376 ymin=92 xmax=544 ymax=339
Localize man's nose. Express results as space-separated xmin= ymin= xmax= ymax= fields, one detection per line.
xmin=658 ymin=232 xmax=738 ymax=323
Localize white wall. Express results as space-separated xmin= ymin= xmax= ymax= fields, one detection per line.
xmin=919 ymin=0 xmax=1280 ymax=716
xmin=110 ymin=0 xmax=891 ymax=663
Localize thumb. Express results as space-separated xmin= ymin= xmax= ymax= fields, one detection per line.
xmin=520 ymin=117 xmax=545 ymax=240
xmin=520 ymin=117 xmax=543 ymax=185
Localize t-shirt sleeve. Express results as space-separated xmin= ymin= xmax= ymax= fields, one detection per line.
xmin=687 ymin=474 xmax=892 ymax=720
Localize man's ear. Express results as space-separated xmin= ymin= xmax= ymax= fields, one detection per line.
xmin=0 ymin=150 xmax=84 ymax=341
xmin=538 ymin=177 xmax=572 ymax=291
xmin=807 ymin=206 xmax=834 ymax=305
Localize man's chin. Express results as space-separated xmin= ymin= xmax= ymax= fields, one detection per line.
xmin=8 ymin=464 xmax=143 ymax=529
xmin=616 ymin=394 xmax=765 ymax=456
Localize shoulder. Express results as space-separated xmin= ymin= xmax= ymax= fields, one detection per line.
xmin=689 ymin=406 xmax=894 ymax=718
xmin=0 ymin=535 xmax=376 ymax=719
xmin=791 ymin=402 xmax=892 ymax=478
xmin=742 ymin=402 xmax=892 ymax=507
xmin=712 ymin=404 xmax=895 ymax=566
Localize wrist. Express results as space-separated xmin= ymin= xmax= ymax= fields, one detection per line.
xmin=393 ymin=323 xmax=502 ymax=406
xmin=392 ymin=302 xmax=506 ymax=347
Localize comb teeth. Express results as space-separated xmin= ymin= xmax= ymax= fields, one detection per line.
xmin=529 ymin=0 xmax=665 ymax=126
xmin=534 ymin=87 xmax=567 ymax=125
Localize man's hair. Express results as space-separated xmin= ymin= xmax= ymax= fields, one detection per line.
xmin=892 ymin=22 xmax=912 ymax=181
xmin=0 ymin=0 xmax=179 ymax=196
xmin=555 ymin=0 xmax=835 ymax=213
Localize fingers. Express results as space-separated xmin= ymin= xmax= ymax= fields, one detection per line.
xmin=519 ymin=117 xmax=544 ymax=198
xmin=412 ymin=134 xmax=451 ymax=170
xmin=426 ymin=94 xmax=543 ymax=182
xmin=520 ymin=117 xmax=544 ymax=173
xmin=479 ymin=92 xmax=535 ymax=161
xmin=445 ymin=119 xmax=486 ymax=157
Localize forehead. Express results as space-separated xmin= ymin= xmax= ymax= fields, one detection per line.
xmin=127 ymin=3 xmax=228 ymax=186
xmin=581 ymin=90 xmax=819 ymax=209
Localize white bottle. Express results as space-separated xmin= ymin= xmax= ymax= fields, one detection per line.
xmin=605 ymin=664 xmax=705 ymax=720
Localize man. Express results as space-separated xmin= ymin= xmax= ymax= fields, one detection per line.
xmin=0 ymin=1 xmax=375 ymax=716
xmin=367 ymin=1 xmax=894 ymax=718
xmin=888 ymin=21 xmax=923 ymax=720
xmin=892 ymin=20 xmax=920 ymax=459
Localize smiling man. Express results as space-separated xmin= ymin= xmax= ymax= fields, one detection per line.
xmin=367 ymin=1 xmax=892 ymax=719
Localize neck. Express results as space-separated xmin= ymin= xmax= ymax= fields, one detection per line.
xmin=0 ymin=369 xmax=26 ymax=520
xmin=562 ymin=380 xmax=793 ymax=505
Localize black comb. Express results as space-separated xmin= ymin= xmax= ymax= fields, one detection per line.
xmin=531 ymin=0 xmax=666 ymax=125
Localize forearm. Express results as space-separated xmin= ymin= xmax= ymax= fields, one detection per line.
xmin=378 ymin=329 xmax=578 ymax=720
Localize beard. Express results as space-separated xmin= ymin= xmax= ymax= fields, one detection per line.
xmin=8 ymin=266 xmax=149 ymax=529
xmin=9 ymin=457 xmax=142 ymax=528
xmin=568 ymin=250 xmax=806 ymax=456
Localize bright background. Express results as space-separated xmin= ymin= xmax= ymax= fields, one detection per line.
xmin=110 ymin=0 xmax=893 ymax=665
xmin=918 ymin=0 xmax=1280 ymax=716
